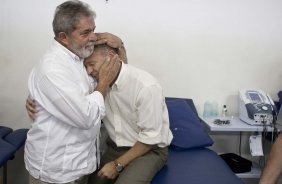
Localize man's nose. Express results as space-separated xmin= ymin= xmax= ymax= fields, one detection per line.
xmin=86 ymin=67 xmax=92 ymax=75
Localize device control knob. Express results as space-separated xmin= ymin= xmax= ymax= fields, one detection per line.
xmin=262 ymin=106 xmax=268 ymax=111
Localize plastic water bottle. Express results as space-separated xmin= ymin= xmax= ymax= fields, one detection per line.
xmin=211 ymin=101 xmax=219 ymax=117
xmin=222 ymin=105 xmax=228 ymax=117
xmin=203 ymin=101 xmax=212 ymax=118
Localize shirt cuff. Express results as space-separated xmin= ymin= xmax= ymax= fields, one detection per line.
xmin=138 ymin=131 xmax=162 ymax=145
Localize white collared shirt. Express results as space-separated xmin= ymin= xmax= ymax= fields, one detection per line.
xmin=103 ymin=63 xmax=173 ymax=147
xmin=25 ymin=40 xmax=105 ymax=183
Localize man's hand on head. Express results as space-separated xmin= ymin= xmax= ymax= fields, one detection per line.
xmin=94 ymin=32 xmax=123 ymax=49
xmin=95 ymin=54 xmax=121 ymax=97
xmin=95 ymin=32 xmax=128 ymax=64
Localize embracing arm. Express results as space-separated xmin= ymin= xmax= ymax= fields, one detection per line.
xmin=26 ymin=55 xmax=120 ymax=123
xmin=26 ymin=95 xmax=38 ymax=121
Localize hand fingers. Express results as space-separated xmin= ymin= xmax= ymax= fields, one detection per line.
xmin=27 ymin=96 xmax=37 ymax=110
xmin=94 ymin=39 xmax=107 ymax=46
xmin=28 ymin=111 xmax=35 ymax=122
xmin=95 ymin=32 xmax=111 ymax=40
xmin=106 ymin=56 xmax=110 ymax=62
xmin=108 ymin=55 xmax=121 ymax=69
xmin=113 ymin=55 xmax=121 ymax=68
xmin=110 ymin=54 xmax=119 ymax=64
xmin=94 ymin=33 xmax=110 ymax=45
xmin=102 ymin=55 xmax=117 ymax=67
xmin=94 ymin=32 xmax=120 ymax=48
xmin=103 ymin=55 xmax=119 ymax=72
xmin=97 ymin=170 xmax=113 ymax=179
xmin=27 ymin=96 xmax=33 ymax=103
xmin=98 ymin=171 xmax=117 ymax=179
xmin=26 ymin=100 xmax=38 ymax=113
xmin=97 ymin=170 xmax=103 ymax=177
xmin=94 ymin=32 xmax=105 ymax=40
xmin=26 ymin=96 xmax=37 ymax=121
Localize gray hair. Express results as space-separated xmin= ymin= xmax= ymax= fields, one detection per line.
xmin=52 ymin=0 xmax=96 ymax=37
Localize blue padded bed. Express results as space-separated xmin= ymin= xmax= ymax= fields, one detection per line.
xmin=151 ymin=98 xmax=243 ymax=184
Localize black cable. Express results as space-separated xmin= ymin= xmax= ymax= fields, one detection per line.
xmin=239 ymin=131 xmax=242 ymax=156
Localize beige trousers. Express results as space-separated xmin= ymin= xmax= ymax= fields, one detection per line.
xmin=88 ymin=138 xmax=168 ymax=184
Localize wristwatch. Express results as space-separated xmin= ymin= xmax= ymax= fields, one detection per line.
xmin=116 ymin=41 xmax=124 ymax=52
xmin=114 ymin=160 xmax=124 ymax=173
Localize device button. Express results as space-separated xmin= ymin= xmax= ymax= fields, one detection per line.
xmin=262 ymin=106 xmax=268 ymax=111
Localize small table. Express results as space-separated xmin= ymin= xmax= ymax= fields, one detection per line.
xmin=201 ymin=116 xmax=277 ymax=179
xmin=201 ymin=116 xmax=276 ymax=132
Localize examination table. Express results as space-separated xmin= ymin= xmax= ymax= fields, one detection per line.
xmin=151 ymin=98 xmax=243 ymax=184
xmin=0 ymin=126 xmax=28 ymax=184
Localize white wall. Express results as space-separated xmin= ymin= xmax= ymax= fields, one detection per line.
xmin=1 ymin=0 xmax=282 ymax=130
xmin=0 ymin=1 xmax=282 ymax=183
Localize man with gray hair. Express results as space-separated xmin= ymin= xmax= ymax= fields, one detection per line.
xmin=24 ymin=1 xmax=124 ymax=183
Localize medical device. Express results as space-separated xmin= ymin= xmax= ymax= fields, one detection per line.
xmin=239 ymin=89 xmax=276 ymax=126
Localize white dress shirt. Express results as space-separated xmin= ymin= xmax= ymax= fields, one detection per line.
xmin=25 ymin=40 xmax=105 ymax=183
xmin=103 ymin=63 xmax=173 ymax=147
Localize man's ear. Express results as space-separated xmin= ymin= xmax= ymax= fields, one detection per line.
xmin=57 ymin=32 xmax=69 ymax=46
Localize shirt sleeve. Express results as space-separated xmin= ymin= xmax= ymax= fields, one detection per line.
xmin=136 ymin=85 xmax=165 ymax=145
xmin=36 ymin=69 xmax=105 ymax=129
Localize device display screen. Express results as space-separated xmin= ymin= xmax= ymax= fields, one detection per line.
xmin=248 ymin=92 xmax=262 ymax=102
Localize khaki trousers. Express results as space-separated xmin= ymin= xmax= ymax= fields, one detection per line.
xmin=29 ymin=174 xmax=89 ymax=184
xmin=88 ymin=138 xmax=168 ymax=184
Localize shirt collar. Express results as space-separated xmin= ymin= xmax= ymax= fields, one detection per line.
xmin=53 ymin=39 xmax=83 ymax=63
